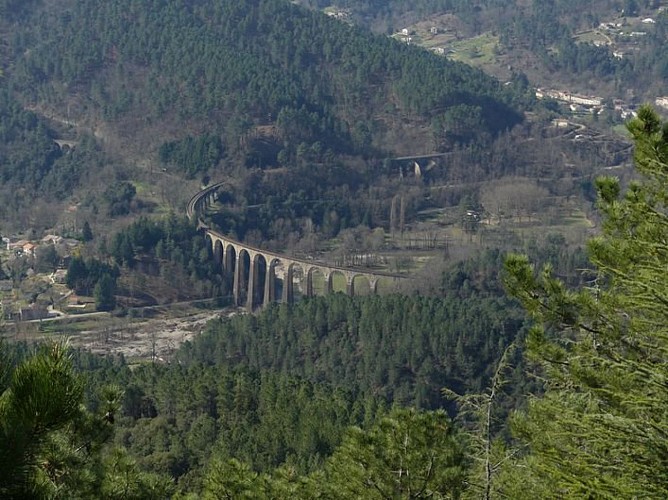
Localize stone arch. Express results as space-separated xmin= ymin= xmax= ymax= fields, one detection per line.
xmin=293 ymin=263 xmax=308 ymax=301
xmin=328 ymin=270 xmax=347 ymax=294
xmin=352 ymin=274 xmax=372 ymax=296
xmin=307 ymin=267 xmax=327 ymax=297
xmin=370 ymin=277 xmax=380 ymax=295
xmin=282 ymin=262 xmax=306 ymax=304
xmin=234 ymin=249 xmax=252 ymax=307
xmin=281 ymin=261 xmax=294 ymax=304
xmin=248 ymin=253 xmax=268 ymax=310
xmin=224 ymin=243 xmax=236 ymax=273
xmin=213 ymin=239 xmax=223 ymax=269
xmin=263 ymin=257 xmax=280 ymax=305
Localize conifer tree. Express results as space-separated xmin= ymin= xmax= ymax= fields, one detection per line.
xmin=501 ymin=105 xmax=668 ymax=498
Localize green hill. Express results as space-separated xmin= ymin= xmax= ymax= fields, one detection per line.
xmin=5 ymin=0 xmax=524 ymax=165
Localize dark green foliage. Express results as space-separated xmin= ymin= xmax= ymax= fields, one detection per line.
xmin=94 ymin=273 xmax=116 ymax=310
xmin=159 ymin=134 xmax=223 ymax=178
xmin=103 ymin=181 xmax=136 ymax=217
xmin=34 ymin=243 xmax=59 ymax=273
xmin=0 ymin=343 xmax=155 ymax=499
xmin=321 ymin=408 xmax=469 ymax=498
xmin=8 ymin=0 xmax=523 ymax=160
xmin=66 ymin=256 xmax=119 ymax=296
xmin=203 ymin=408 xmax=469 ymax=498
xmin=179 ymin=293 xmax=525 ymax=409
xmin=0 ymin=91 xmax=58 ymax=187
xmin=82 ymin=220 xmax=94 ymax=242
xmin=501 ymin=106 xmax=668 ymax=497
xmin=0 ymin=0 xmax=40 ymax=21
xmin=210 ymin=163 xmax=368 ymax=241
xmin=0 ymin=91 xmax=105 ymax=213
xmin=108 ymin=215 xmax=223 ymax=295
xmin=77 ymin=357 xmax=386 ymax=488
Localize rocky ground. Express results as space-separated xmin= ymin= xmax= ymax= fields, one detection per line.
xmin=4 ymin=307 xmax=242 ymax=362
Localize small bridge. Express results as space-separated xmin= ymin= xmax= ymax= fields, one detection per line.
xmin=188 ymin=182 xmax=406 ymax=310
xmin=54 ymin=139 xmax=79 ymax=151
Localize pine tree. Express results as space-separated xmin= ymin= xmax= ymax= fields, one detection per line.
xmin=0 ymin=343 xmax=116 ymax=498
xmin=82 ymin=220 xmax=93 ymax=242
xmin=501 ymin=106 xmax=668 ymax=498
xmin=94 ymin=273 xmax=116 ymax=311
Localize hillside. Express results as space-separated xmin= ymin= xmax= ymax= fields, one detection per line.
xmin=4 ymin=0 xmax=524 ymax=164
xmin=308 ymin=0 xmax=668 ymax=104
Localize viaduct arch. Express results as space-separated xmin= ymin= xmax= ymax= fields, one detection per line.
xmin=188 ymin=182 xmax=406 ymax=310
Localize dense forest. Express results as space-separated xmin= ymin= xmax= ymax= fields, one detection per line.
xmin=2 ymin=107 xmax=667 ymax=496
xmin=6 ymin=0 xmax=525 ymax=160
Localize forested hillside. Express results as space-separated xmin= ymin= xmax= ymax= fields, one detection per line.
xmin=312 ymin=0 xmax=668 ymax=99
xmin=6 ymin=0 xmax=524 ymax=163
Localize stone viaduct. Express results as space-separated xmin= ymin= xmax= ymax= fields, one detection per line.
xmin=187 ymin=182 xmax=406 ymax=310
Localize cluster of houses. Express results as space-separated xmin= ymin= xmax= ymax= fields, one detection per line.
xmin=535 ymin=88 xmax=606 ymax=115
xmin=325 ymin=8 xmax=350 ymax=22
xmin=656 ymin=97 xmax=668 ymax=110
xmin=5 ymin=233 xmax=79 ymax=257
xmin=1 ymin=233 xmax=82 ymax=321
xmin=536 ymin=88 xmax=641 ymax=119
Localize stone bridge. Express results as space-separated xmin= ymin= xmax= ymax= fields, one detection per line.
xmin=53 ymin=139 xmax=79 ymax=151
xmin=187 ymin=182 xmax=406 ymax=310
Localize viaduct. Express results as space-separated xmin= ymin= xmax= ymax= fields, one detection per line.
xmin=187 ymin=182 xmax=406 ymax=310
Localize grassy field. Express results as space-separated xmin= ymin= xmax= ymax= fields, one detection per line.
xmin=445 ymin=33 xmax=500 ymax=66
xmin=573 ymin=30 xmax=610 ymax=46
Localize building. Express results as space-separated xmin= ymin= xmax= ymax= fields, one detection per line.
xmin=22 ymin=242 xmax=36 ymax=256
xmin=42 ymin=234 xmax=64 ymax=245
xmin=50 ymin=269 xmax=68 ymax=284
xmin=19 ymin=305 xmax=49 ymax=321
xmin=655 ymin=97 xmax=668 ymax=109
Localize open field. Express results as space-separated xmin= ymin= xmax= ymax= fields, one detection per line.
xmin=2 ymin=306 xmax=237 ymax=362
xmin=446 ymin=33 xmax=500 ymax=66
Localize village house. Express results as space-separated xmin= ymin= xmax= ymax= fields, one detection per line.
xmin=50 ymin=269 xmax=68 ymax=284
xmin=19 ymin=304 xmax=49 ymax=321
xmin=42 ymin=234 xmax=64 ymax=245
xmin=22 ymin=242 xmax=37 ymax=256
xmin=655 ymin=97 xmax=668 ymax=109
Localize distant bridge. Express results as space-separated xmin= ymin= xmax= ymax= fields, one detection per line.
xmin=188 ymin=182 xmax=406 ymax=310
xmin=53 ymin=139 xmax=79 ymax=151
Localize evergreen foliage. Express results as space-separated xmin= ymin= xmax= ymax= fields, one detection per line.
xmin=181 ymin=292 xmax=526 ymax=409
xmin=66 ymin=256 xmax=119 ymax=297
xmin=7 ymin=0 xmax=523 ymax=160
xmin=108 ymin=214 xmax=225 ymax=298
xmin=0 ymin=342 xmax=171 ymax=498
xmin=203 ymin=408 xmax=469 ymax=498
xmin=159 ymin=135 xmax=224 ymax=178
xmin=501 ymin=106 xmax=668 ymax=497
